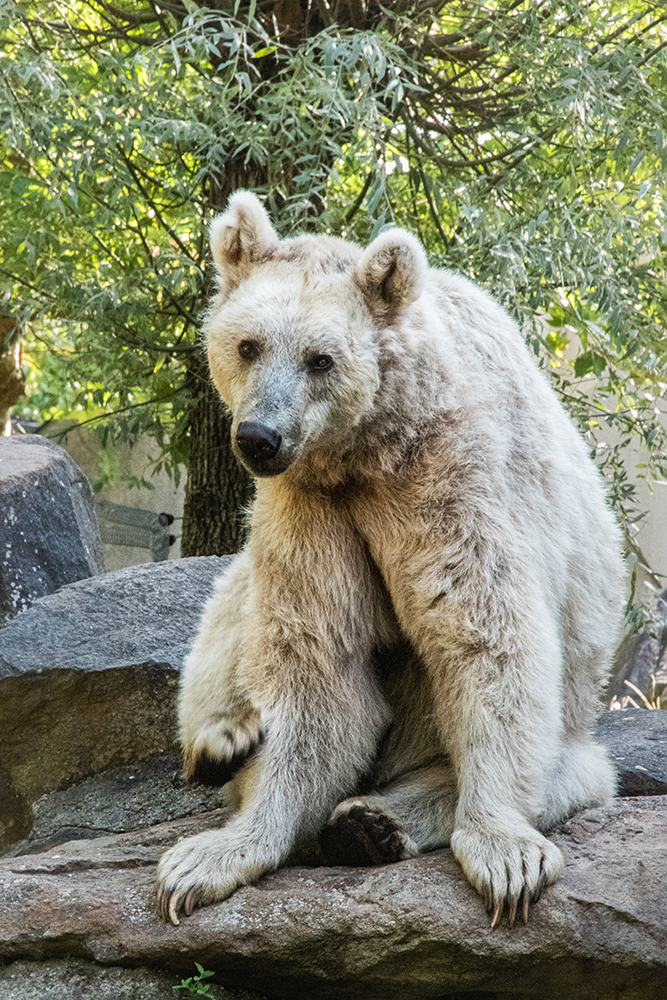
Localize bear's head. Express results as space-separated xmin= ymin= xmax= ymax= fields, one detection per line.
xmin=204 ymin=192 xmax=428 ymax=478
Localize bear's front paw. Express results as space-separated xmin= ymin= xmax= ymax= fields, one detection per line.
xmin=156 ymin=828 xmax=270 ymax=925
xmin=451 ymin=824 xmax=563 ymax=928
xmin=183 ymin=710 xmax=263 ymax=786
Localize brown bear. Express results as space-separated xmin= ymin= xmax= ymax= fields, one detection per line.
xmin=156 ymin=192 xmax=624 ymax=927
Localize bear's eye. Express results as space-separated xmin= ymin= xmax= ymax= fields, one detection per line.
xmin=309 ymin=354 xmax=334 ymax=374
xmin=238 ymin=340 xmax=259 ymax=361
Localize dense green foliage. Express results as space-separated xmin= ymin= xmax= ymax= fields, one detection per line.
xmin=2 ymin=1 xmax=667 ymax=566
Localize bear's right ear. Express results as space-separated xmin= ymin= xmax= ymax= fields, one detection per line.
xmin=209 ymin=191 xmax=279 ymax=291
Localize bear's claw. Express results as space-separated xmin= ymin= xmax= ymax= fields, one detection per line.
xmin=157 ymin=884 xmax=202 ymax=925
xmin=156 ymin=825 xmax=275 ymax=925
xmin=452 ymin=825 xmax=563 ymax=929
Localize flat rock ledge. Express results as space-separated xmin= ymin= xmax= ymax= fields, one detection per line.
xmin=0 ymin=797 xmax=665 ymax=1000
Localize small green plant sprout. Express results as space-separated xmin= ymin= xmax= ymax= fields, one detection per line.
xmin=609 ymin=675 xmax=665 ymax=711
xmin=173 ymin=963 xmax=216 ymax=997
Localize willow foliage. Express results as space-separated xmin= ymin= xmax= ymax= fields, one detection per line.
xmin=1 ymin=0 xmax=667 ymax=584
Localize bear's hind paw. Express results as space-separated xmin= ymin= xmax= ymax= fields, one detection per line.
xmin=183 ymin=712 xmax=263 ymax=787
xmin=320 ymin=797 xmax=419 ymax=867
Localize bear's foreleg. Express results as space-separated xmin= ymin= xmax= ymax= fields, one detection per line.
xmin=157 ymin=489 xmax=390 ymax=924
xmin=158 ymin=661 xmax=387 ymax=923
xmin=400 ymin=582 xmax=568 ymax=927
xmin=430 ymin=625 xmax=566 ymax=926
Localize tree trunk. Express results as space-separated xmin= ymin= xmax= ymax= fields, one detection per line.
xmin=180 ymin=351 xmax=254 ymax=556
xmin=0 ymin=316 xmax=25 ymax=436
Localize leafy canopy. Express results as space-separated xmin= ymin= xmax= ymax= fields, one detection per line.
xmin=1 ymin=0 xmax=667 ymax=559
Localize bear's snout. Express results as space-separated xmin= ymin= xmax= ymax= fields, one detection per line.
xmin=236 ymin=421 xmax=284 ymax=475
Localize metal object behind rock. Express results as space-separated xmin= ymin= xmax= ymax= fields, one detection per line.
xmin=95 ymin=500 xmax=175 ymax=562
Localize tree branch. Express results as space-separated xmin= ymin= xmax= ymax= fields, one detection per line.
xmin=117 ymin=147 xmax=204 ymax=271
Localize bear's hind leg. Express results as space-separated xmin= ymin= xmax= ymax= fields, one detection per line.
xmin=536 ymin=738 xmax=616 ymax=833
xmin=179 ymin=552 xmax=262 ymax=787
xmin=320 ymin=762 xmax=457 ymax=866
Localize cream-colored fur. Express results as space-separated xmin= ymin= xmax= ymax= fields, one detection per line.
xmin=156 ymin=192 xmax=624 ymax=927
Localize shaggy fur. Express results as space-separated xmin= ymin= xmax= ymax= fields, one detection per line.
xmin=156 ymin=192 xmax=624 ymax=927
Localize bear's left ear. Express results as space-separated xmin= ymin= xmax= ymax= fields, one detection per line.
xmin=355 ymin=229 xmax=428 ymax=317
xmin=209 ymin=191 xmax=279 ymax=292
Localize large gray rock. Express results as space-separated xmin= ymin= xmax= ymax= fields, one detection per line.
xmin=0 ymin=556 xmax=232 ymax=849
xmin=595 ymin=708 xmax=667 ymax=795
xmin=0 ymin=958 xmax=265 ymax=1000
xmin=0 ymin=797 xmax=664 ymax=1000
xmin=1 ymin=755 xmax=230 ymax=859
xmin=0 ymin=435 xmax=104 ymax=624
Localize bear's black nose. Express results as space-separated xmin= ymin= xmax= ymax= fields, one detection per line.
xmin=236 ymin=421 xmax=282 ymax=462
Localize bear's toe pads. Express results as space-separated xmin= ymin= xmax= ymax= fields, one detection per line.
xmin=320 ymin=798 xmax=419 ymax=867
xmin=183 ymin=713 xmax=263 ymax=787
